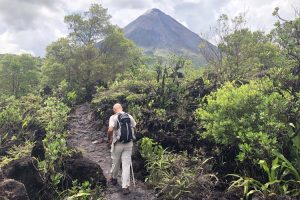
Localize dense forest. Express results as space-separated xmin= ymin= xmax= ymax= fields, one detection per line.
xmin=0 ymin=4 xmax=299 ymax=200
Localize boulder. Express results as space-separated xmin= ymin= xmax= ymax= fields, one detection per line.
xmin=265 ymin=195 xmax=295 ymax=200
xmin=28 ymin=122 xmax=46 ymax=160
xmin=63 ymin=154 xmax=106 ymax=189
xmin=132 ymin=144 xmax=148 ymax=181
xmin=0 ymin=179 xmax=29 ymax=200
xmin=31 ymin=141 xmax=45 ymax=160
xmin=2 ymin=157 xmax=51 ymax=200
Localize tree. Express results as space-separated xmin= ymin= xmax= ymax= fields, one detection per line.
xmin=205 ymin=14 xmax=284 ymax=83
xmin=272 ymin=8 xmax=300 ymax=94
xmin=42 ymin=4 xmax=143 ymax=102
xmin=271 ymin=8 xmax=300 ymax=170
xmin=62 ymin=3 xmax=114 ymax=87
xmin=0 ymin=54 xmax=41 ymax=97
xmin=43 ymin=3 xmax=112 ymax=89
xmin=64 ymin=3 xmax=112 ymax=45
xmin=99 ymin=27 xmax=143 ymax=82
xmin=42 ymin=38 xmax=74 ymax=86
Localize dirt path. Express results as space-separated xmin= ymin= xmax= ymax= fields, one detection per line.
xmin=67 ymin=103 xmax=156 ymax=200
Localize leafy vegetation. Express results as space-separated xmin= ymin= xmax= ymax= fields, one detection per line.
xmin=0 ymin=140 xmax=34 ymax=168
xmin=140 ymin=137 xmax=217 ymax=199
xmin=37 ymin=97 xmax=72 ymax=191
xmin=59 ymin=180 xmax=103 ymax=200
xmin=0 ymin=3 xmax=299 ymax=200
xmin=0 ymin=54 xmax=41 ymax=97
xmin=229 ymin=152 xmax=300 ymax=199
xmin=203 ymin=13 xmax=288 ymax=85
xmin=41 ymin=4 xmax=143 ymax=104
xmin=196 ymin=79 xmax=293 ymax=164
xmin=0 ymin=94 xmax=42 ymax=156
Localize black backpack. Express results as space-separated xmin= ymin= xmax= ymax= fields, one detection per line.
xmin=116 ymin=113 xmax=135 ymax=143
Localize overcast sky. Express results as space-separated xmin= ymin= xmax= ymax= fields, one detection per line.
xmin=0 ymin=0 xmax=299 ymax=57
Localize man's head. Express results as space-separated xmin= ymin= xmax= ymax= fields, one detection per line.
xmin=113 ymin=103 xmax=123 ymax=113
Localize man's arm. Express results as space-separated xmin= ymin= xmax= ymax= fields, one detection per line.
xmin=129 ymin=115 xmax=137 ymax=128
xmin=129 ymin=115 xmax=137 ymax=135
xmin=107 ymin=127 xmax=113 ymax=146
xmin=107 ymin=116 xmax=115 ymax=147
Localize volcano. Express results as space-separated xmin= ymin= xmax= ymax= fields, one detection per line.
xmin=123 ymin=8 xmax=218 ymax=66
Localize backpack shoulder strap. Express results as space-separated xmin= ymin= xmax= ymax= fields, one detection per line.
xmin=117 ymin=113 xmax=122 ymax=120
xmin=116 ymin=113 xmax=122 ymax=129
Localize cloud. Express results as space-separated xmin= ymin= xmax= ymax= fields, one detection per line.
xmin=0 ymin=0 xmax=64 ymax=31
xmin=0 ymin=0 xmax=67 ymax=56
xmin=0 ymin=27 xmax=64 ymax=56
xmin=171 ymin=0 xmax=299 ymax=43
xmin=102 ymin=0 xmax=150 ymax=9
xmin=224 ymin=0 xmax=299 ymax=32
xmin=173 ymin=0 xmax=227 ymax=36
xmin=0 ymin=0 xmax=299 ymax=56
xmin=0 ymin=31 xmax=34 ymax=55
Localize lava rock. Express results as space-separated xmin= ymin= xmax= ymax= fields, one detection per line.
xmin=2 ymin=157 xmax=50 ymax=200
xmin=265 ymin=195 xmax=296 ymax=200
xmin=63 ymin=154 xmax=106 ymax=189
xmin=132 ymin=144 xmax=148 ymax=181
xmin=31 ymin=141 xmax=45 ymax=160
xmin=0 ymin=179 xmax=30 ymax=200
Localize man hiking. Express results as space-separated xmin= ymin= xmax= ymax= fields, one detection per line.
xmin=107 ymin=103 xmax=136 ymax=195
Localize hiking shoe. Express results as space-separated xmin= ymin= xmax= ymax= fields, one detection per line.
xmin=108 ymin=178 xmax=118 ymax=185
xmin=122 ymin=187 xmax=130 ymax=195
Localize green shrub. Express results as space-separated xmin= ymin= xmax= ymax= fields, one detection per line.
xmin=19 ymin=94 xmax=43 ymax=129
xmin=38 ymin=97 xmax=70 ymax=133
xmin=140 ymin=137 xmax=217 ymax=199
xmin=59 ymin=180 xmax=103 ymax=200
xmin=196 ymin=79 xmax=292 ymax=163
xmin=37 ymin=97 xmax=72 ymax=191
xmin=140 ymin=137 xmax=174 ymax=185
xmin=229 ymin=152 xmax=300 ymax=199
xmin=0 ymin=140 xmax=34 ymax=167
xmin=128 ymin=104 xmax=143 ymax=123
xmin=0 ymin=94 xmax=42 ymax=147
xmin=153 ymin=108 xmax=166 ymax=119
xmin=92 ymin=79 xmax=152 ymax=105
xmin=0 ymin=96 xmax=22 ymax=131
xmin=67 ymin=91 xmax=78 ymax=106
xmin=287 ymin=92 xmax=300 ymax=171
xmin=52 ymin=80 xmax=80 ymax=106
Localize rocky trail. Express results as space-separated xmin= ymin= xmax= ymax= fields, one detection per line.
xmin=67 ymin=103 xmax=156 ymax=200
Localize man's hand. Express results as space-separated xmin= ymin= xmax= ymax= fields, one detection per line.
xmin=107 ymin=140 xmax=112 ymax=149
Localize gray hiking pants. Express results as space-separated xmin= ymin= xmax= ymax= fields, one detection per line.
xmin=110 ymin=141 xmax=133 ymax=188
